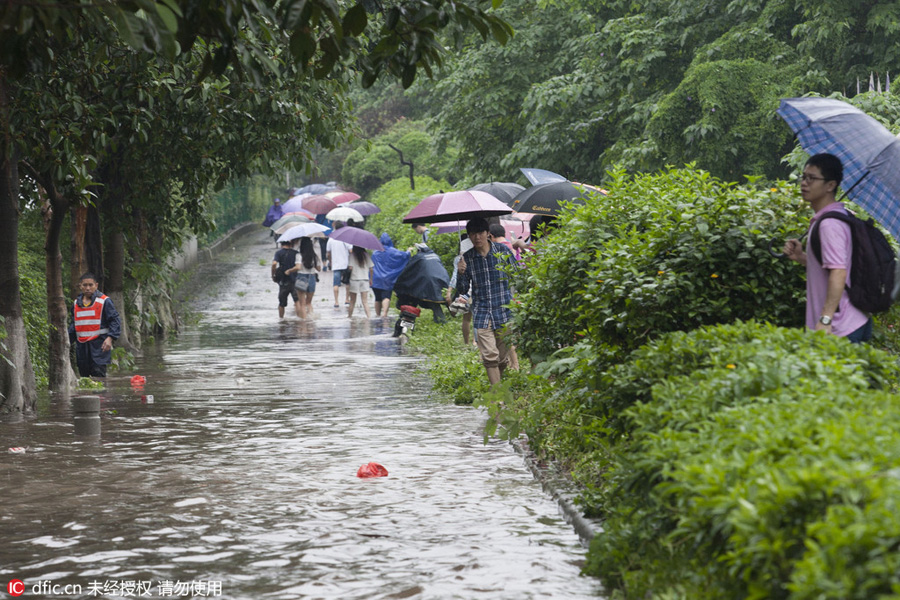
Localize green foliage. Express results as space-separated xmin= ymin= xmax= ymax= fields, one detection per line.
xmin=405 ymin=317 xmax=489 ymax=405
xmin=0 ymin=0 xmax=514 ymax=90
xmin=109 ymin=347 xmax=136 ymax=374
xmin=580 ymin=321 xmax=900 ymax=599
xmin=646 ymin=59 xmax=796 ymax=181
xmin=76 ymin=377 xmax=104 ymax=390
xmin=341 ymin=120 xmax=456 ymax=197
xmin=511 ymin=167 xmax=807 ymax=362
xmin=428 ymin=0 xmax=595 ymax=182
xmin=363 ymin=176 xmax=456 ymax=264
xmin=207 ymin=176 xmax=281 ymax=243
xmin=18 ymin=209 xmax=51 ymax=389
xmin=423 ymin=1 xmax=900 ymax=184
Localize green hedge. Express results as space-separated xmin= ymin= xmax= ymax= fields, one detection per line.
xmin=583 ymin=321 xmax=900 ymax=600
xmin=511 ymin=166 xmax=808 ymax=362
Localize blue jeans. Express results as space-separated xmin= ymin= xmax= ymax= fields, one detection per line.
xmin=332 ymin=269 xmax=346 ymax=287
xmin=845 ymin=318 xmax=873 ymax=344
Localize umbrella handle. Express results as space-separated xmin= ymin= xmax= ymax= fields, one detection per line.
xmin=767 ymin=237 xmax=786 ymax=258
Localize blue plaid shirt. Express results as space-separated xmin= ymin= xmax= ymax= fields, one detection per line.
xmin=457 ymin=242 xmax=516 ymax=329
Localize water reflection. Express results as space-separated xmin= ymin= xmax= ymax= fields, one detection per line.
xmin=0 ymin=230 xmax=602 ymax=599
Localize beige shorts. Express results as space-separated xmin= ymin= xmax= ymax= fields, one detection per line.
xmin=349 ymin=279 xmax=371 ymax=294
xmin=475 ymin=327 xmax=509 ymax=369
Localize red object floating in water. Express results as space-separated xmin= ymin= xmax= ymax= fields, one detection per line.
xmin=356 ymin=462 xmax=389 ymax=478
xmin=130 ymin=375 xmax=146 ymax=390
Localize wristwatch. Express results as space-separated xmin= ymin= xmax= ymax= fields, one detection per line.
xmin=819 ymin=315 xmax=833 ymax=326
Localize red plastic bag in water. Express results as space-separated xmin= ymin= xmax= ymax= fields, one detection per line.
xmin=356 ymin=462 xmax=389 ymax=478
xmin=130 ymin=375 xmax=146 ymax=391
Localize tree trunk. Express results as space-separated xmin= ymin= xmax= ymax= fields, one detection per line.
xmin=70 ymin=204 xmax=104 ymax=287
xmin=42 ymin=187 xmax=76 ymax=394
xmin=70 ymin=204 xmax=88 ymax=290
xmin=105 ymin=227 xmax=137 ymax=353
xmin=0 ymin=74 xmax=37 ymax=413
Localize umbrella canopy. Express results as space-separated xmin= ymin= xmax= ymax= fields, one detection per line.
xmin=520 ymin=168 xmax=568 ymax=185
xmin=468 ymin=182 xmax=526 ymax=205
xmin=273 ymin=219 xmax=315 ymax=235
xmin=328 ymin=226 xmax=385 ymax=251
xmin=300 ymin=195 xmax=340 ymax=215
xmin=777 ymin=96 xmax=900 ymax=242
xmin=510 ymin=181 xmax=591 ymax=215
xmin=293 ymin=183 xmax=337 ymax=195
xmin=324 ymin=191 xmax=361 ymax=205
xmin=270 ymin=213 xmax=313 ymax=231
xmin=403 ymin=190 xmax=514 ymax=224
xmin=276 ymin=223 xmax=330 ymax=243
xmin=325 ymin=206 xmax=365 ymax=223
xmin=345 ymin=201 xmax=381 ymax=216
xmin=281 ymin=195 xmax=312 ymax=213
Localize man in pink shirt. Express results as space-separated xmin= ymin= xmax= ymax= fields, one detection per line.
xmin=783 ymin=153 xmax=872 ymax=342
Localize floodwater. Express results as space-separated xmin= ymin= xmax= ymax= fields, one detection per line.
xmin=0 ymin=229 xmax=604 ymax=599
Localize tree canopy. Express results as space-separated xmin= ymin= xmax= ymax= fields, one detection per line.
xmin=0 ymin=0 xmax=514 ymax=412
xmin=419 ymin=0 xmax=900 ymax=184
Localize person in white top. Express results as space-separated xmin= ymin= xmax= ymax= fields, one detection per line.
xmin=347 ymin=245 xmax=375 ymax=319
xmin=326 ymin=222 xmax=352 ymax=308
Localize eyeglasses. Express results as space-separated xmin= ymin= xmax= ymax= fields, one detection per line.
xmin=800 ymin=174 xmax=828 ymax=183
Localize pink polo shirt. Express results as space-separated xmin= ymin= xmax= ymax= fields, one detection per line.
xmin=805 ymin=203 xmax=869 ymax=336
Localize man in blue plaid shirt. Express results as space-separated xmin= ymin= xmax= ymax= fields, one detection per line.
xmin=456 ymin=217 xmax=518 ymax=385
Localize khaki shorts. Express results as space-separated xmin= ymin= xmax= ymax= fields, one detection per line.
xmin=475 ymin=327 xmax=509 ymax=369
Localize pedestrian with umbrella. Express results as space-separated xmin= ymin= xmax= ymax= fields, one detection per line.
xmin=347 ymin=245 xmax=375 ymax=319
xmin=775 ymin=96 xmax=900 ymax=342
xmin=456 ymin=217 xmax=519 ymax=386
xmin=328 ymin=227 xmax=384 ymax=319
xmin=781 ymin=154 xmax=872 ymax=342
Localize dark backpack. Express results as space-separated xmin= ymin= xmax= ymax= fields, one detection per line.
xmin=273 ymin=249 xmax=297 ymax=284
xmin=809 ymin=211 xmax=900 ymax=313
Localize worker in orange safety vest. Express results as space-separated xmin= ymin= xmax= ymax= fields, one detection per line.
xmin=68 ymin=272 xmax=121 ymax=377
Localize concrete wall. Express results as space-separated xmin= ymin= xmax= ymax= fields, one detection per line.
xmin=169 ymin=222 xmax=261 ymax=271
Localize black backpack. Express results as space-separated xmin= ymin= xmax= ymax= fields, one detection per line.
xmin=809 ymin=211 xmax=900 ymax=314
xmin=273 ymin=249 xmax=297 ymax=284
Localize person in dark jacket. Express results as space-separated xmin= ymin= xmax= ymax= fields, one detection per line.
xmin=68 ymin=272 xmax=122 ymax=377
xmin=271 ymin=240 xmax=300 ymax=319
xmin=392 ymin=243 xmax=450 ymax=324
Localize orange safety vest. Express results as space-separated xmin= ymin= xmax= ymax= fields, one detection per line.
xmin=73 ymin=295 xmax=109 ymax=343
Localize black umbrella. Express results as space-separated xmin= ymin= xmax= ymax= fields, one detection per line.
xmin=468 ymin=182 xmax=526 ymax=206
xmin=509 ymin=182 xmax=591 ymax=215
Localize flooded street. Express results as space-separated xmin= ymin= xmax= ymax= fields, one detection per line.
xmin=1 ymin=229 xmax=603 ymax=599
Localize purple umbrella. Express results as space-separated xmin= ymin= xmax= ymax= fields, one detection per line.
xmin=280 ymin=194 xmax=312 ymax=213
xmin=345 ymin=201 xmax=381 ymax=216
xmin=328 ymin=227 xmax=385 ymax=251
xmin=403 ymin=190 xmax=513 ymax=224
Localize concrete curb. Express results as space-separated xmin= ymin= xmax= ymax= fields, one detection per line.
xmin=511 ymin=438 xmax=600 ymax=547
xmin=200 ymin=222 xmax=263 ymax=263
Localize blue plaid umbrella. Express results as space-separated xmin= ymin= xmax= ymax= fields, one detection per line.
xmin=777 ymin=97 xmax=900 ymax=242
